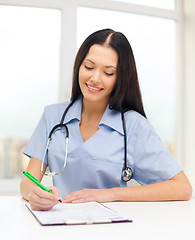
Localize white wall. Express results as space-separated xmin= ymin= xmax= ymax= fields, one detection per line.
xmin=183 ymin=0 xmax=195 ymax=191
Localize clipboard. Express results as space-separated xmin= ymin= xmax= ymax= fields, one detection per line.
xmin=26 ymin=201 xmax=132 ymax=226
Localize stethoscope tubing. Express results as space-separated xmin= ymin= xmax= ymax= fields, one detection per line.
xmin=41 ymin=100 xmax=133 ymax=181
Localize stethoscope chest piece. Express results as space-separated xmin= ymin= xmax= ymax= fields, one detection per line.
xmin=122 ymin=167 xmax=133 ymax=182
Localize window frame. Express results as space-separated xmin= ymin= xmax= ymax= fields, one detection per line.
xmin=0 ymin=0 xmax=184 ymax=194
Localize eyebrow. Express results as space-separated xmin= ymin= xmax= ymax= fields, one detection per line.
xmin=84 ymin=59 xmax=117 ymax=69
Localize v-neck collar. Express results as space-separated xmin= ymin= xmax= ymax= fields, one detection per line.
xmin=63 ymin=96 xmax=124 ymax=135
xmin=99 ymin=105 xmax=124 ymax=135
xmin=63 ymin=98 xmax=82 ymax=124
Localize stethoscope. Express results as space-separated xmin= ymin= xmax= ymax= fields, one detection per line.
xmin=41 ymin=101 xmax=133 ymax=182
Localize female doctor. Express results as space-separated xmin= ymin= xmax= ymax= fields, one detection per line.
xmin=20 ymin=29 xmax=192 ymax=211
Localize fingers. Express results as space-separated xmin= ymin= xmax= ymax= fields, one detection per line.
xmin=48 ymin=186 xmax=62 ymax=202
xmin=62 ymin=189 xmax=94 ymax=203
xmin=28 ymin=186 xmax=60 ymax=211
xmin=62 ymin=190 xmax=82 ymax=203
xmin=61 ymin=188 xmax=114 ymax=204
xmin=48 ymin=186 xmax=60 ymax=197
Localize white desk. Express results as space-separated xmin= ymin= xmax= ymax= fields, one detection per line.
xmin=1 ymin=196 xmax=195 ymax=240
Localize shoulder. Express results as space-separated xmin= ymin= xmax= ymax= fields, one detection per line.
xmin=43 ymin=101 xmax=71 ymax=126
xmin=124 ymin=110 xmax=151 ymax=129
xmin=44 ymin=101 xmax=70 ymax=115
xmin=123 ymin=110 xmax=158 ymax=142
xmin=124 ymin=110 xmax=145 ymax=121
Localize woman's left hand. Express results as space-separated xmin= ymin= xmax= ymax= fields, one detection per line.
xmin=62 ymin=188 xmax=116 ymax=203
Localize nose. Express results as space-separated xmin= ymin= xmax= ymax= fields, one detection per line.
xmin=90 ymin=70 xmax=101 ymax=84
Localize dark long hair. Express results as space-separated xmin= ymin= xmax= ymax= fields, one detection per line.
xmin=71 ymin=29 xmax=146 ymax=118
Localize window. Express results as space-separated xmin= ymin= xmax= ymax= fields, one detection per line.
xmin=0 ymin=5 xmax=61 ymax=178
xmin=0 ymin=0 xmax=185 ymax=194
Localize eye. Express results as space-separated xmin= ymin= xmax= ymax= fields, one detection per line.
xmin=104 ymin=72 xmax=114 ymax=76
xmin=84 ymin=65 xmax=93 ymax=70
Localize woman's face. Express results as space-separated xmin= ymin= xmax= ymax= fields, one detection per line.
xmin=79 ymin=44 xmax=118 ymax=106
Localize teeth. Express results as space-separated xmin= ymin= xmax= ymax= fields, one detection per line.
xmin=87 ymin=85 xmax=102 ymax=91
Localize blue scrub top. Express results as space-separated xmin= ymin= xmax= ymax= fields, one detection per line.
xmin=24 ymin=97 xmax=182 ymax=197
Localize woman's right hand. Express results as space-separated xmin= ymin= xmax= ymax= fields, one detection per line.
xmin=28 ymin=185 xmax=60 ymax=211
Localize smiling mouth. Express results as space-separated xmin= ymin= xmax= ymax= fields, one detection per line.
xmin=86 ymin=83 xmax=103 ymax=92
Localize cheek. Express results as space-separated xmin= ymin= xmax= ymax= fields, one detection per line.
xmin=106 ymin=77 xmax=116 ymax=92
xmin=78 ymin=69 xmax=85 ymax=90
xmin=79 ymin=68 xmax=90 ymax=85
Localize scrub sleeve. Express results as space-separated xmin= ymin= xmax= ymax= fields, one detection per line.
xmin=24 ymin=112 xmax=49 ymax=165
xmin=125 ymin=111 xmax=182 ymax=185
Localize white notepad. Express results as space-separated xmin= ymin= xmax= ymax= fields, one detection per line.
xmin=26 ymin=201 xmax=132 ymax=225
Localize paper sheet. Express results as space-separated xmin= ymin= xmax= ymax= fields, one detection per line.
xmin=26 ymin=201 xmax=131 ymax=225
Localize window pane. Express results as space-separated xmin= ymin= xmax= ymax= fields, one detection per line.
xmin=110 ymin=0 xmax=175 ymax=10
xmin=0 ymin=6 xmax=61 ymax=178
xmin=77 ymin=7 xmax=176 ymax=155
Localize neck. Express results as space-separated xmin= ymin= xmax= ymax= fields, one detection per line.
xmin=82 ymin=98 xmax=108 ymax=119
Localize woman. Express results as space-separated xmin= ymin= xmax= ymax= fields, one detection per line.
xmin=20 ymin=29 xmax=192 ymax=211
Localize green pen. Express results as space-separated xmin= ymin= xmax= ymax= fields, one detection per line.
xmin=23 ymin=171 xmax=62 ymax=202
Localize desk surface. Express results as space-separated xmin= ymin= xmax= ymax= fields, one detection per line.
xmin=1 ymin=196 xmax=195 ymax=240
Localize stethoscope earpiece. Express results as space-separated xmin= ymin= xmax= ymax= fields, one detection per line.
xmin=122 ymin=167 xmax=133 ymax=182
